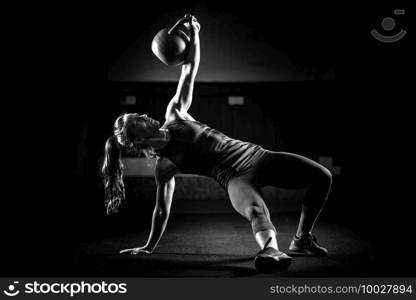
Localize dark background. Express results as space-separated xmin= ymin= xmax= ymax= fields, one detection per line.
xmin=2 ymin=1 xmax=413 ymax=276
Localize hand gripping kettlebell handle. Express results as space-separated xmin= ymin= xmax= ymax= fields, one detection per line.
xmin=168 ymin=14 xmax=193 ymax=35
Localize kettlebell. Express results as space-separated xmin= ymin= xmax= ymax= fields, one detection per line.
xmin=151 ymin=15 xmax=193 ymax=66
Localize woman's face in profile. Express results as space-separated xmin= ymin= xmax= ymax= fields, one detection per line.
xmin=124 ymin=113 xmax=161 ymax=143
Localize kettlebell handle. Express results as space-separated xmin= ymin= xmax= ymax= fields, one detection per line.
xmin=168 ymin=14 xmax=193 ymax=35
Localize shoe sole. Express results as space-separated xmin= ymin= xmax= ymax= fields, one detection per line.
xmin=288 ymin=246 xmax=328 ymax=257
xmin=254 ymin=255 xmax=292 ymax=273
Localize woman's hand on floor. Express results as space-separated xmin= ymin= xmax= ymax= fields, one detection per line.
xmin=119 ymin=245 xmax=153 ymax=255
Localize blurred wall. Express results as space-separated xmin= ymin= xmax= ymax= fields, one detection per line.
xmin=108 ymin=8 xmax=335 ymax=82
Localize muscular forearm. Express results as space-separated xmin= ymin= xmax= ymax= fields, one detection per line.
xmin=176 ymin=36 xmax=199 ymax=104
xmin=181 ymin=46 xmax=201 ymax=80
xmin=183 ymin=16 xmax=200 ymax=73
xmin=145 ymin=207 xmax=170 ymax=251
xmin=175 ymin=55 xmax=198 ymax=110
xmin=145 ymin=180 xmax=174 ymax=251
xmin=190 ymin=29 xmax=200 ymax=63
xmin=172 ymin=15 xmax=200 ymax=112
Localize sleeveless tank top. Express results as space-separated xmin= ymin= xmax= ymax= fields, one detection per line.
xmin=155 ymin=119 xmax=266 ymax=190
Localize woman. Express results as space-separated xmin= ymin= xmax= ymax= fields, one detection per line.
xmin=102 ymin=15 xmax=332 ymax=273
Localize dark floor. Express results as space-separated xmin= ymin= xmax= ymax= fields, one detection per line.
xmin=76 ymin=213 xmax=386 ymax=277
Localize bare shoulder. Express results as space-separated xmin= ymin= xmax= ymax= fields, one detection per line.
xmin=155 ymin=157 xmax=179 ymax=184
xmin=155 ymin=156 xmax=178 ymax=173
xmin=164 ymin=101 xmax=196 ymax=125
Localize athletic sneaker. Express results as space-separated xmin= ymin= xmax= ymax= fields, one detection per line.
xmin=254 ymin=237 xmax=292 ymax=273
xmin=288 ymin=233 xmax=328 ymax=256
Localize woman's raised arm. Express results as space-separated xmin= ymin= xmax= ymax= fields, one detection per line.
xmin=172 ymin=16 xmax=200 ymax=114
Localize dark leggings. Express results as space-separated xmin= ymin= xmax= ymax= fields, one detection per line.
xmin=227 ymin=150 xmax=332 ymax=235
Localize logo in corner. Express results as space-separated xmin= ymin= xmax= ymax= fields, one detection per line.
xmin=3 ymin=281 xmax=20 ymax=297
xmin=371 ymin=9 xmax=406 ymax=43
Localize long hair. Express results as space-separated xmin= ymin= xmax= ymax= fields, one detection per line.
xmin=102 ymin=113 xmax=157 ymax=215
xmin=102 ymin=135 xmax=125 ymax=215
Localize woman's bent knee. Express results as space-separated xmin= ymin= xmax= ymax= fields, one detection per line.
xmin=319 ymin=166 xmax=332 ymax=186
xmin=310 ymin=164 xmax=332 ymax=188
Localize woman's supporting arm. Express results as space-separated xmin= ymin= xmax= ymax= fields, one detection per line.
xmin=144 ymin=176 xmax=175 ymax=251
xmin=119 ymin=158 xmax=177 ymax=255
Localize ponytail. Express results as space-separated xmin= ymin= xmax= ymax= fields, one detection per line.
xmin=102 ymin=136 xmax=125 ymax=215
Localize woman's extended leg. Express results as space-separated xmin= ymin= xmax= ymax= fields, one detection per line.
xmin=227 ymin=171 xmax=292 ymax=272
xmin=227 ymin=171 xmax=277 ymax=248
